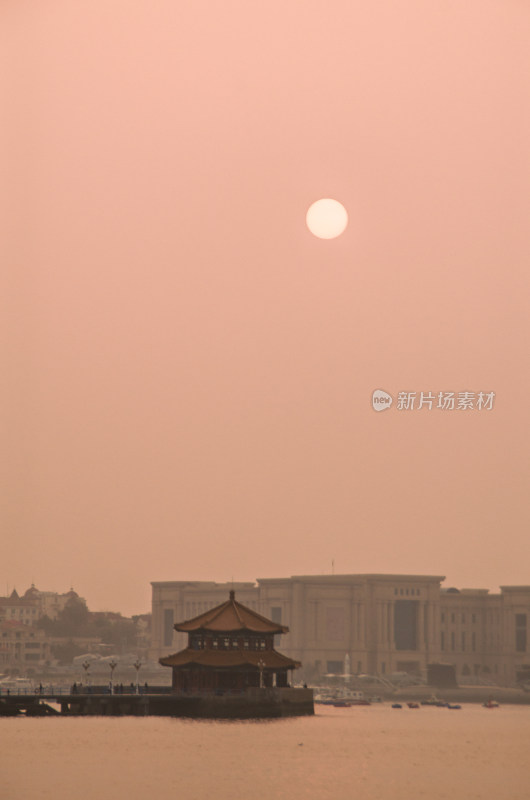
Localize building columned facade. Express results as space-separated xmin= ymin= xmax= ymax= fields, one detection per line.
xmin=150 ymin=575 xmax=530 ymax=687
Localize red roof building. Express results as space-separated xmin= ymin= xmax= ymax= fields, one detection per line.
xmin=160 ymin=590 xmax=301 ymax=693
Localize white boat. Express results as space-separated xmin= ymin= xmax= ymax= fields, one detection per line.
xmin=0 ymin=677 xmax=35 ymax=692
xmin=315 ymin=688 xmax=370 ymax=706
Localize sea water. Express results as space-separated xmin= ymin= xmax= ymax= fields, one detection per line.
xmin=2 ymin=704 xmax=529 ymax=800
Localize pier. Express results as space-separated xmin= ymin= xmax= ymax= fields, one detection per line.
xmin=0 ymin=686 xmax=314 ymax=718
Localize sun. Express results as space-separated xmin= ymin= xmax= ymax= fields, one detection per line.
xmin=306 ymin=198 xmax=348 ymax=239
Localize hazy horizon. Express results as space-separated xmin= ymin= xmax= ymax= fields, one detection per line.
xmin=3 ymin=1 xmax=530 ymax=619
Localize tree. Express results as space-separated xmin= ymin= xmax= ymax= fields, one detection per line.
xmin=59 ymin=597 xmax=90 ymax=635
xmin=51 ymin=640 xmax=85 ymax=664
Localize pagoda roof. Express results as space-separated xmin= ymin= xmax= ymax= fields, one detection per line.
xmin=174 ymin=591 xmax=289 ymax=634
xmin=159 ymin=648 xmax=300 ymax=670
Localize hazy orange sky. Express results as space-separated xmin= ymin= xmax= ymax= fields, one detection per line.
xmin=2 ymin=1 xmax=529 ymax=616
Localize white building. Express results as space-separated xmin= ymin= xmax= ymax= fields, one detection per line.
xmin=150 ymin=574 xmax=530 ymax=686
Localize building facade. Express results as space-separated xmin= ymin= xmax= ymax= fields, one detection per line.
xmin=150 ymin=575 xmax=530 ymax=686
xmin=0 ymin=586 xmax=85 ymax=625
xmin=0 ymin=622 xmax=52 ymax=670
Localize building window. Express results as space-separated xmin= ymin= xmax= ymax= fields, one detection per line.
xmin=472 ymin=613 xmax=476 ymax=624
xmin=461 ymin=614 xmax=466 ymax=624
xmin=441 ymin=632 xmax=445 ymax=651
xmin=381 ymin=662 xmax=386 ymax=674
xmin=441 ymin=612 xmax=445 ymax=623
xmin=394 ymin=601 xmax=418 ymax=650
xmin=326 ymin=608 xmax=345 ymax=642
xmin=516 ymin=614 xmax=527 ymax=653
xmin=461 ymin=632 xmax=466 ymax=651
xmin=271 ymin=606 xmax=282 ymax=646
xmin=163 ymin=609 xmax=174 ymax=647
xmin=451 ymin=632 xmax=455 ymax=651
xmin=472 ymin=632 xmax=476 ymax=652
xmin=451 ymin=613 xmax=455 ymax=624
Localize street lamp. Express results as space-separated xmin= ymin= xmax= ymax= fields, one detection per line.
xmin=108 ymin=659 xmax=118 ymax=694
xmin=133 ymin=660 xmax=141 ymax=694
xmin=82 ymin=660 xmax=91 ymax=688
xmin=257 ymin=657 xmax=265 ymax=689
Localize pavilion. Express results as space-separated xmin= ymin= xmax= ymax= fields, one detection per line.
xmin=159 ymin=590 xmax=301 ymax=693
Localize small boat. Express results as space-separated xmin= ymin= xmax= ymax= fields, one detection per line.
xmin=407 ymin=702 xmax=420 ymax=709
xmin=447 ymin=703 xmax=461 ymax=710
xmin=391 ymin=703 xmax=402 ymax=709
xmin=0 ymin=677 xmax=34 ymax=693
xmin=421 ymin=695 xmax=447 ymax=707
xmin=483 ymin=699 xmax=499 ymax=708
